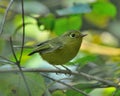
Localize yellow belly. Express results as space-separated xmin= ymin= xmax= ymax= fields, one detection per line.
xmin=40 ymin=45 xmax=80 ymax=65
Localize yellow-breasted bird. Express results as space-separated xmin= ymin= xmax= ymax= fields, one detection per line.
xmin=28 ymin=30 xmax=87 ymax=65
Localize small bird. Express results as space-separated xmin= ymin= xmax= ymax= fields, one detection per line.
xmin=28 ymin=30 xmax=87 ymax=65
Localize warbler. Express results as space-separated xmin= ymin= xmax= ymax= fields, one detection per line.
xmin=28 ymin=30 xmax=87 ymax=65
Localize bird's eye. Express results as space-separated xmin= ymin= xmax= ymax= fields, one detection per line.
xmin=70 ymin=33 xmax=76 ymax=38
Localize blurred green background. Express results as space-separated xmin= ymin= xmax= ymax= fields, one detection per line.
xmin=0 ymin=0 xmax=120 ymax=96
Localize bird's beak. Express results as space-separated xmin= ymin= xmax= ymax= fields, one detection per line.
xmin=81 ymin=34 xmax=87 ymax=37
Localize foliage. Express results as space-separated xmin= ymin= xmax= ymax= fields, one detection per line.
xmin=0 ymin=0 xmax=120 ymax=96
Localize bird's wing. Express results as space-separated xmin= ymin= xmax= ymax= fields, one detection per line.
xmin=28 ymin=40 xmax=63 ymax=55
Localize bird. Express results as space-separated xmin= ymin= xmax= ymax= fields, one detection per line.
xmin=28 ymin=30 xmax=87 ymax=65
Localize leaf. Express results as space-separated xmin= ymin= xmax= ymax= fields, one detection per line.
xmin=0 ymin=72 xmax=46 ymax=96
xmin=114 ymin=89 xmax=120 ymax=96
xmin=54 ymin=17 xmax=68 ymax=35
xmin=52 ymin=90 xmax=66 ymax=96
xmin=89 ymin=87 xmax=116 ymax=96
xmin=68 ymin=15 xmax=82 ymax=30
xmin=54 ymin=15 xmax=82 ymax=35
xmin=92 ymin=2 xmax=116 ymax=17
xmin=84 ymin=1 xmax=117 ymax=28
xmin=38 ymin=14 xmax=55 ymax=30
xmin=66 ymin=89 xmax=89 ymax=96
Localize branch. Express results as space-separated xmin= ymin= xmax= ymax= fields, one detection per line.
xmin=41 ymin=73 xmax=90 ymax=96
xmin=0 ymin=68 xmax=119 ymax=88
xmin=0 ymin=0 xmax=14 ymax=35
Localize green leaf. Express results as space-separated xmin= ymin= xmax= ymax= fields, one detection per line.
xmin=114 ymin=89 xmax=120 ymax=96
xmin=89 ymin=87 xmax=116 ymax=96
xmin=0 ymin=72 xmax=46 ymax=96
xmin=52 ymin=90 xmax=66 ymax=96
xmin=54 ymin=17 xmax=68 ymax=35
xmin=84 ymin=1 xmax=117 ymax=28
xmin=92 ymin=2 xmax=117 ymax=17
xmin=66 ymin=89 xmax=87 ymax=96
xmin=68 ymin=15 xmax=82 ymax=30
xmin=54 ymin=15 xmax=82 ymax=35
xmin=38 ymin=14 xmax=55 ymax=30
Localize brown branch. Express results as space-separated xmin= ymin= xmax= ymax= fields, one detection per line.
xmin=0 ymin=68 xmax=119 ymax=88
xmin=0 ymin=0 xmax=14 ymax=35
xmin=41 ymin=73 xmax=90 ymax=96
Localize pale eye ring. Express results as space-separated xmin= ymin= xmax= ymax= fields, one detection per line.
xmin=70 ymin=33 xmax=76 ymax=38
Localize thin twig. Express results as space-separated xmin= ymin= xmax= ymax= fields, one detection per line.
xmin=0 ymin=5 xmax=18 ymax=14
xmin=19 ymin=0 xmax=25 ymax=63
xmin=13 ymin=45 xmax=33 ymax=48
xmin=41 ymin=73 xmax=90 ymax=96
xmin=16 ymin=0 xmax=32 ymax=96
xmin=10 ymin=37 xmax=32 ymax=96
xmin=0 ymin=0 xmax=14 ymax=35
xmin=0 ymin=68 xmax=119 ymax=88
xmin=10 ymin=37 xmax=18 ymax=62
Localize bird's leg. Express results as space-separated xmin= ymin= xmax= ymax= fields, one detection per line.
xmin=52 ymin=65 xmax=61 ymax=70
xmin=61 ymin=65 xmax=72 ymax=74
xmin=50 ymin=65 xmax=64 ymax=75
xmin=50 ymin=65 xmax=72 ymax=75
